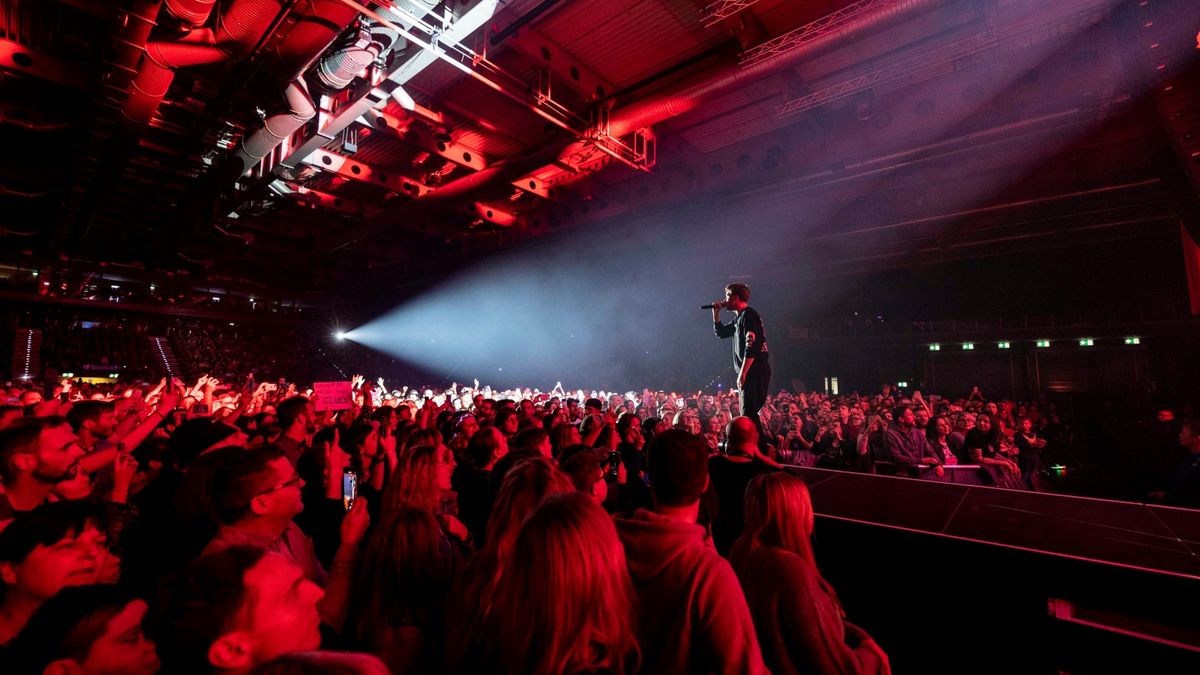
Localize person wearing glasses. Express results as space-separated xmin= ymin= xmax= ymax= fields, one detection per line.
xmin=200 ymin=445 xmax=369 ymax=631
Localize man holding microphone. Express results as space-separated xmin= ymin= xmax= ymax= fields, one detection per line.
xmin=709 ymin=283 xmax=771 ymax=437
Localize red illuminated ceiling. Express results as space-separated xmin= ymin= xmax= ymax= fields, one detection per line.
xmin=0 ymin=0 xmax=1198 ymax=299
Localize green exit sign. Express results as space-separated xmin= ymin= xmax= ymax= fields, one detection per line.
xmin=1036 ymin=340 xmax=1051 ymax=348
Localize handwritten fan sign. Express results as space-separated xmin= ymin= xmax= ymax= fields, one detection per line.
xmin=312 ymin=381 xmax=353 ymax=411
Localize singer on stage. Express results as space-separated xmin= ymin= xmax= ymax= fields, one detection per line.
xmin=710 ymin=282 xmax=771 ymax=433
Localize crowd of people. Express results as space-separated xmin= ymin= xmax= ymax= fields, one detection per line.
xmin=0 ymin=369 xmax=1196 ymax=674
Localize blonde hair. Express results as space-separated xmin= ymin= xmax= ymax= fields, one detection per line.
xmin=734 ymin=472 xmax=816 ymax=565
xmin=450 ymin=456 xmax=574 ymax=658
xmin=484 ymin=456 xmax=574 ymax=563
xmin=383 ymin=444 xmax=441 ymax=514
xmin=491 ymin=493 xmax=639 ymax=674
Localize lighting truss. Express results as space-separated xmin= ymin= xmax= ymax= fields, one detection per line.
xmin=700 ymin=0 xmax=763 ymax=28
xmin=335 ymin=0 xmax=654 ymax=172
xmin=268 ymin=0 xmax=501 ymax=179
xmin=740 ymin=0 xmax=903 ymax=68
xmin=777 ymin=28 xmax=1000 ymax=117
xmin=776 ymin=3 xmax=1112 ymax=118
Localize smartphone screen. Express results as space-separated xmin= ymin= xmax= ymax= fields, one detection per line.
xmin=608 ymin=451 xmax=621 ymax=479
xmin=342 ymin=468 xmax=358 ymax=512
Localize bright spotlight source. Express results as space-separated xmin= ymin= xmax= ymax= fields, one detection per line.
xmin=335 ymin=331 xmax=346 ymax=341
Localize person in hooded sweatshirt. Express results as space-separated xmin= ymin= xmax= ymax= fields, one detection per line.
xmin=613 ymin=429 xmax=767 ymax=675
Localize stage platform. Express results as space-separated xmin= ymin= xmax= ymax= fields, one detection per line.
xmin=787 ymin=465 xmax=1200 ymax=578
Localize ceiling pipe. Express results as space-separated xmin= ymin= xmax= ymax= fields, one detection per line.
xmin=125 ymin=0 xmax=292 ymax=124
xmin=313 ymin=21 xmax=385 ymax=94
xmin=114 ymin=1 xmax=166 ymax=74
xmin=606 ymin=0 xmax=954 ymax=137
xmin=249 ymin=0 xmax=442 ymax=180
xmin=426 ymin=0 xmax=954 ymax=203
xmin=231 ymin=4 xmax=402 ymax=175
xmin=307 ymin=0 xmax=956 ymax=250
xmin=161 ymin=0 xmax=219 ymax=27
xmin=126 ymin=0 xmax=361 ymax=171
xmin=232 ymin=78 xmax=315 ymax=173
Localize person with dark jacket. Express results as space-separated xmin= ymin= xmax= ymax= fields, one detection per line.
xmin=613 ymin=430 xmax=767 ymax=675
xmin=884 ymin=407 xmax=943 ymax=479
xmin=706 ymin=417 xmax=778 ymax=555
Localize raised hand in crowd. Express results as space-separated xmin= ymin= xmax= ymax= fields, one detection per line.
xmin=110 ymin=452 xmax=139 ymax=505
xmin=323 ymin=427 xmax=348 ymax=500
xmin=340 ymin=495 xmax=370 ymax=548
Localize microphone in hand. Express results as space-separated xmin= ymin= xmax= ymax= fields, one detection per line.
xmin=701 ymin=302 xmax=723 ymax=310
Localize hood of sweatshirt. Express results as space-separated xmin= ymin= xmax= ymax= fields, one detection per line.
xmin=613 ymin=508 xmax=712 ymax=583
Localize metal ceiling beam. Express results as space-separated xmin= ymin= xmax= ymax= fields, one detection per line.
xmin=800 ymin=179 xmax=1166 ymax=243
xmin=293 ymin=186 xmax=384 ymax=218
xmin=368 ymin=109 xmax=489 ymax=171
xmin=777 ymin=3 xmax=1113 ymax=118
xmin=270 ymin=0 xmax=497 ymax=177
xmin=302 ymin=148 xmax=432 ymax=197
xmin=701 ymin=1 xmax=764 ymax=29
xmin=336 ymin=0 xmax=653 ymax=172
xmin=740 ymin=0 xmax=915 ymax=67
xmin=504 ymin=25 xmax=616 ymax=102
xmin=472 ymin=201 xmax=519 ymax=227
xmin=511 ymin=174 xmax=553 ymax=200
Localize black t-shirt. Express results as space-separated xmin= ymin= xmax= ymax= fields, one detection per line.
xmin=964 ymin=428 xmax=1000 ymax=460
xmin=714 ymin=307 xmax=769 ymax=371
xmin=1014 ymin=432 xmax=1042 ymax=459
xmin=706 ymin=454 xmax=776 ymax=555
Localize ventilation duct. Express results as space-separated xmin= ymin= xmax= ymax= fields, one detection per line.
xmin=312 ymin=0 xmax=438 ymax=93
xmin=232 ymin=0 xmax=439 ymax=175
xmin=232 ymin=78 xmax=316 ymax=172
xmin=418 ymin=0 xmax=954 ymax=206
xmin=124 ymin=0 xmax=360 ymax=124
xmin=125 ymin=0 xmax=288 ymax=124
xmin=161 ymin=0 xmax=218 ymax=27
xmin=314 ymin=22 xmax=381 ymax=93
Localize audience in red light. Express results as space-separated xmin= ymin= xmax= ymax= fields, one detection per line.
xmin=1 ymin=344 xmax=1195 ymax=674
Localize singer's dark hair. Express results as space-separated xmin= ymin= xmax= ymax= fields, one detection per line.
xmin=725 ymin=283 xmax=750 ymax=302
